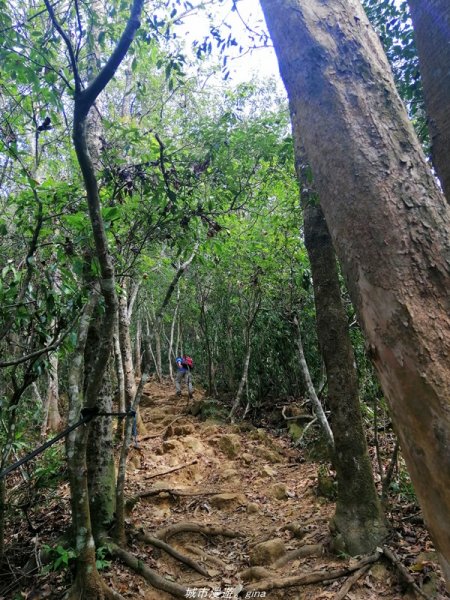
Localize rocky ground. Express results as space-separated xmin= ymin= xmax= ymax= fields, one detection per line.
xmin=107 ymin=379 xmax=449 ymax=600
xmin=3 ymin=378 xmax=449 ymax=600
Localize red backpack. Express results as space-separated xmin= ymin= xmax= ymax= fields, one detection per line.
xmin=182 ymin=356 xmax=194 ymax=370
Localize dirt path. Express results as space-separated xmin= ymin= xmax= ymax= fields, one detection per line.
xmin=111 ymin=379 xmax=447 ymax=600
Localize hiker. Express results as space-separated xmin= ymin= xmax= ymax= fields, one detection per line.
xmin=175 ymin=354 xmax=194 ymax=398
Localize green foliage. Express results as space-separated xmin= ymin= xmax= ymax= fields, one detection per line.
xmin=40 ymin=543 xmax=110 ymax=574
xmin=0 ymin=1 xmax=422 ymax=561
xmin=95 ymin=546 xmax=112 ymax=571
xmin=41 ymin=544 xmax=77 ymax=573
xmin=362 ymin=0 xmax=429 ymax=148
xmin=389 ymin=461 xmax=417 ymax=502
xmin=33 ymin=444 xmax=66 ymax=490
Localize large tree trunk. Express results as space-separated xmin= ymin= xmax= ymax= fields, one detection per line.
xmin=87 ymin=368 xmax=116 ymax=541
xmin=260 ymin=0 xmax=450 ymax=583
xmin=407 ymin=0 xmax=450 ymax=203
xmin=303 ymin=202 xmax=387 ymax=553
xmin=66 ymin=292 xmax=108 ymax=600
xmin=115 ymin=368 xmax=149 ymax=545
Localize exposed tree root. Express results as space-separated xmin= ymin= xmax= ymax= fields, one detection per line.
xmin=272 ymin=543 xmax=324 ymax=568
xmin=184 ymin=544 xmax=230 ymax=571
xmin=245 ymin=550 xmax=381 ymax=592
xmin=126 ymin=487 xmax=227 ymax=510
xmin=66 ymin=573 xmax=126 ymax=600
xmin=135 ymin=529 xmax=210 ymax=577
xmin=382 ymin=546 xmax=432 ymax=600
xmin=144 ymin=459 xmax=198 ymax=480
xmin=238 ymin=566 xmax=275 ymax=582
xmin=248 ymin=528 xmax=278 ymax=548
xmin=108 ymin=541 xmax=188 ymax=599
xmin=154 ymin=521 xmax=244 ymax=542
xmin=333 ymin=564 xmax=371 ymax=600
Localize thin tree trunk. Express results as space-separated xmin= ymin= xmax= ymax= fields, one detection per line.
xmin=127 ymin=280 xmax=140 ymax=321
xmin=260 ymin=0 xmax=450 ymax=583
xmin=66 ymin=292 xmax=101 ymax=597
xmin=113 ymin=324 xmax=126 ymax=441
xmin=47 ymin=0 xmax=144 ymax=592
xmin=154 ymin=323 xmax=163 ymax=381
xmin=199 ymin=295 xmax=213 ymax=396
xmin=302 ymin=203 xmax=387 ymax=553
xmin=43 ymin=267 xmax=62 ymax=432
xmin=229 ymin=291 xmax=261 ymax=420
xmin=293 ymin=315 xmax=334 ymax=451
xmin=118 ymin=290 xmax=136 ymax=408
xmin=229 ymin=333 xmax=252 ymax=421
xmin=46 ymin=352 xmax=61 ymax=431
xmin=134 ymin=317 xmax=142 ymax=380
xmin=168 ymin=292 xmax=179 ymax=382
xmin=176 ymin=314 xmax=181 ymax=357
xmin=407 ymin=0 xmax=450 ymax=203
xmin=118 ymin=290 xmax=146 ymax=436
xmin=145 ymin=319 xmax=159 ymax=375
xmin=0 ymin=479 xmax=5 ymax=560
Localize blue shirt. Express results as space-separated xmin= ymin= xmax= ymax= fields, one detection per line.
xmin=176 ymin=357 xmax=187 ymax=372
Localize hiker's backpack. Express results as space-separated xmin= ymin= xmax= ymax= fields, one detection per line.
xmin=182 ymin=356 xmax=194 ymax=370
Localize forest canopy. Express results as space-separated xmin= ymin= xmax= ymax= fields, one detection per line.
xmin=1 ymin=0 xmax=450 ymax=598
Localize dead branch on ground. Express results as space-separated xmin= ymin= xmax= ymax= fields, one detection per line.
xmin=144 ymin=459 xmax=198 ymax=480
xmin=382 ymin=546 xmax=431 ymax=600
xmin=333 ymin=564 xmax=371 ymax=600
xmin=141 ymin=415 xmax=185 ymax=439
xmin=126 ymin=487 xmax=228 ymax=510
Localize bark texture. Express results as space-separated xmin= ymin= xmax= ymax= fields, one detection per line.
xmin=303 ymin=202 xmax=387 ymax=553
xmin=407 ymin=0 xmax=450 ymax=202
xmin=260 ymin=0 xmax=450 ymax=582
xmin=87 ymin=370 xmax=116 ymax=540
xmin=44 ymin=0 xmax=145 ymax=593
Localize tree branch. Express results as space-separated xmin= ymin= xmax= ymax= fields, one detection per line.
xmin=43 ymin=0 xmax=81 ymax=92
xmin=76 ymin=0 xmax=144 ymax=117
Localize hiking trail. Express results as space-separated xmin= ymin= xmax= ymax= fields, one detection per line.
xmin=105 ymin=379 xmax=447 ymax=600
